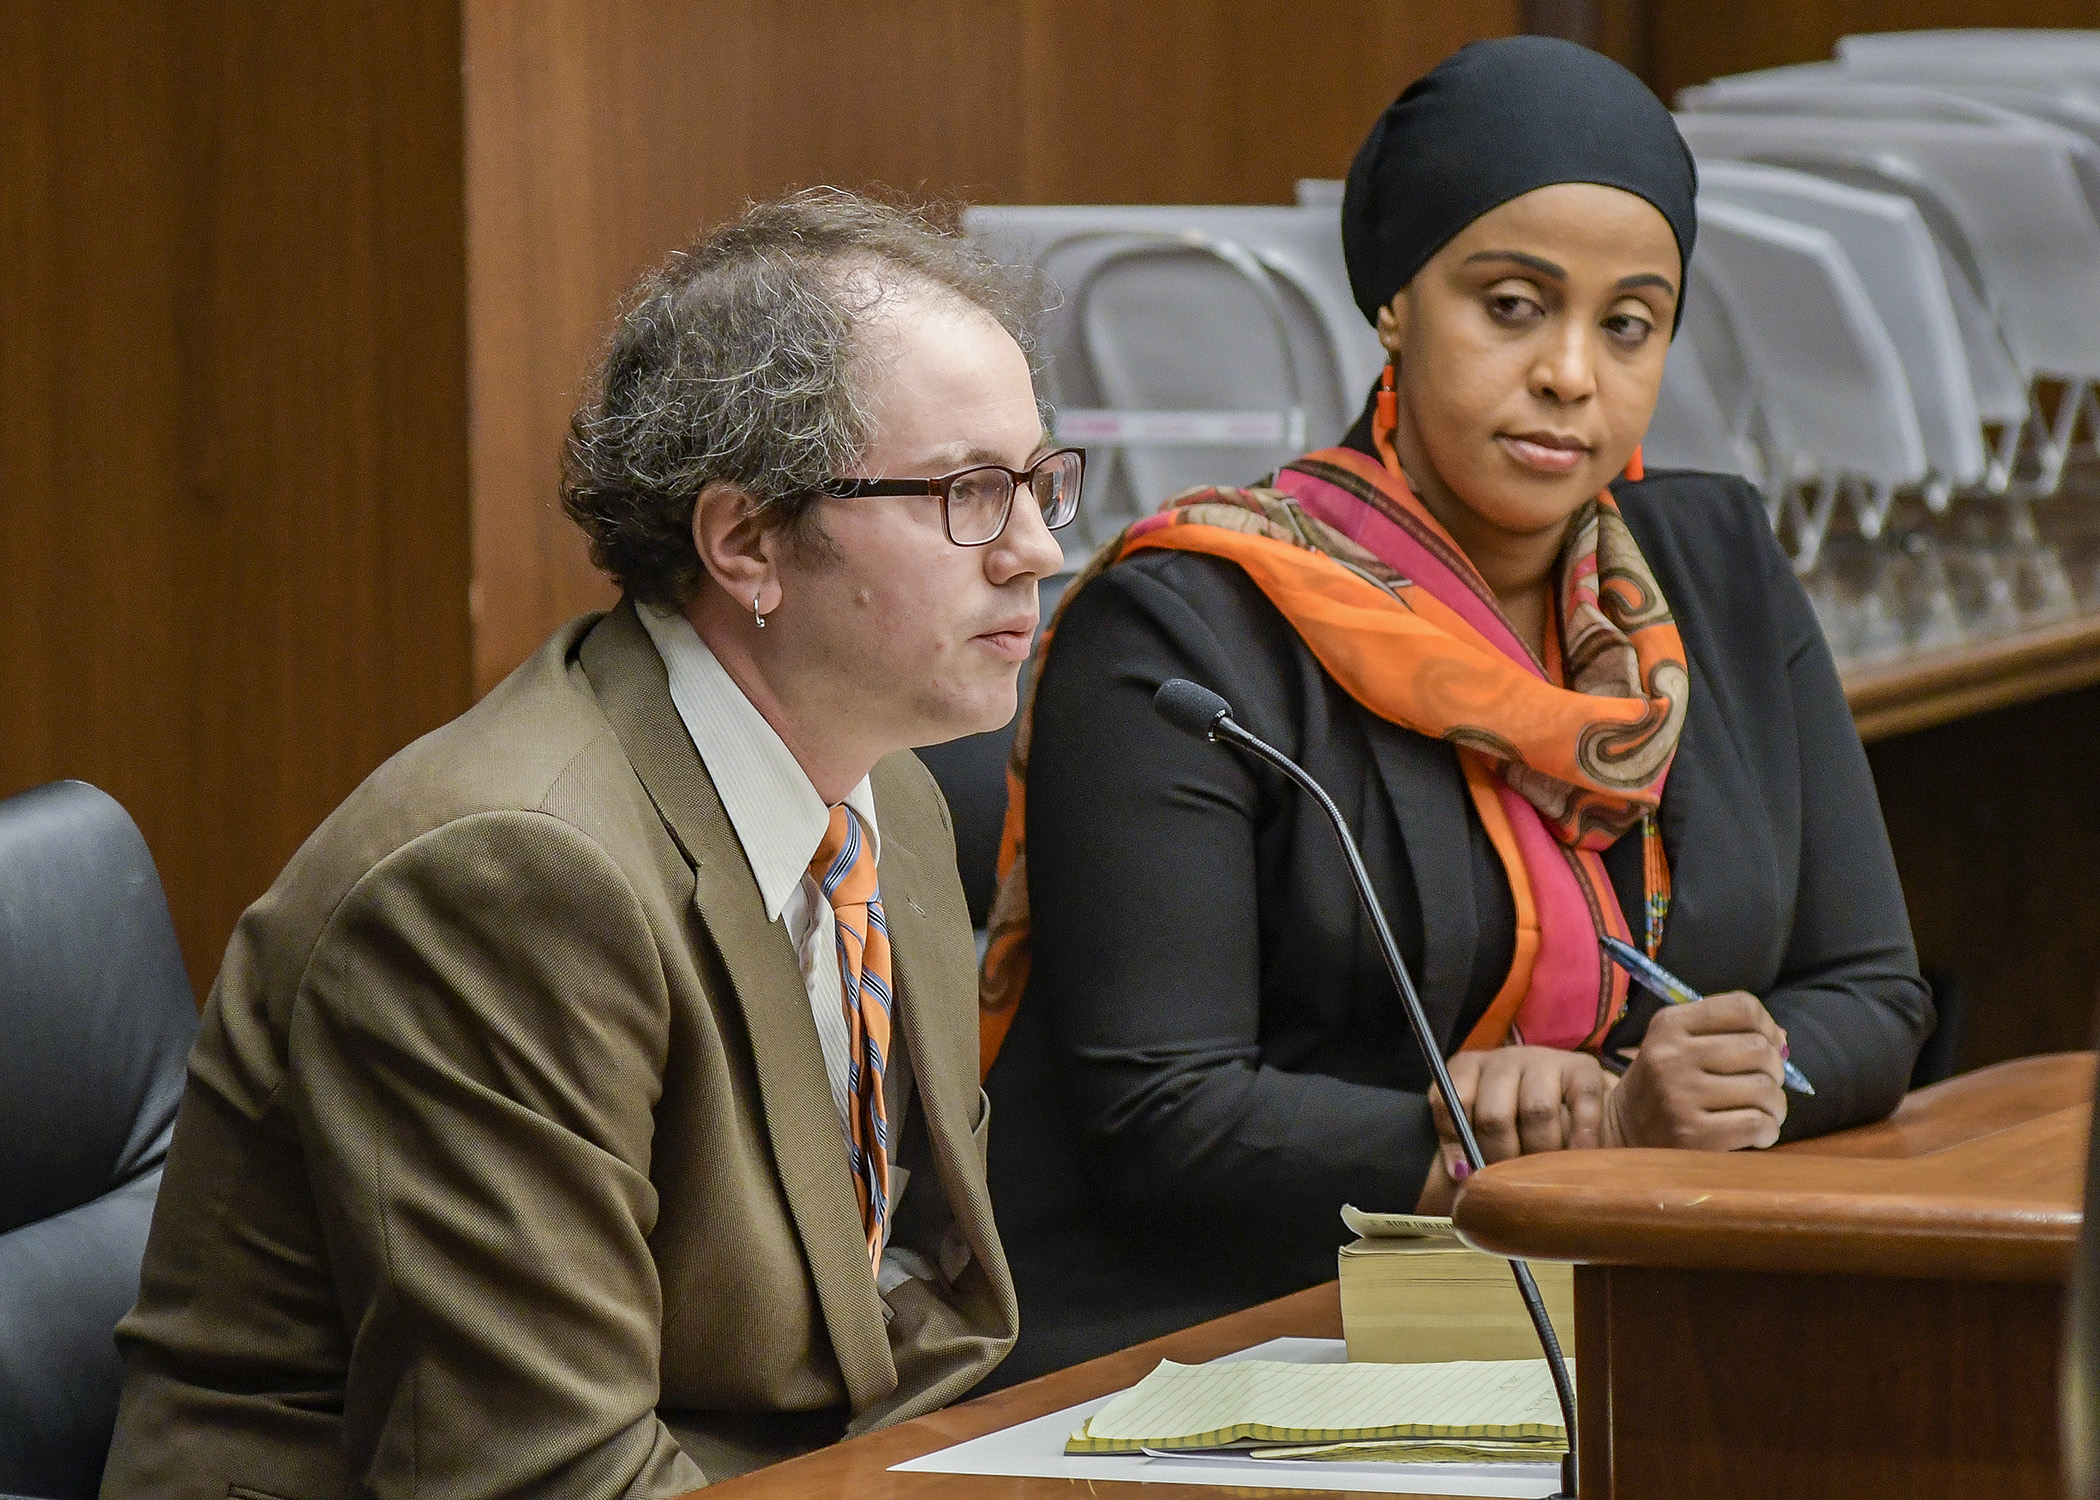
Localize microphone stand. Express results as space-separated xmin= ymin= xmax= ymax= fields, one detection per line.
xmin=1155 ymin=680 xmax=1579 ymax=1499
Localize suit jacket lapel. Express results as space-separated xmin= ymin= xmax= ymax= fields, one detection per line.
xmin=1362 ymin=722 xmax=1478 ymax=1047
xmin=578 ymin=602 xmax=896 ymax=1412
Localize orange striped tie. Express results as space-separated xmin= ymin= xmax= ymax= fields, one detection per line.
xmin=809 ymin=804 xmax=892 ymax=1272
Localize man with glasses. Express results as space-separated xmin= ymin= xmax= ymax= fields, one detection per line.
xmin=103 ymin=190 xmax=1074 ymax=1499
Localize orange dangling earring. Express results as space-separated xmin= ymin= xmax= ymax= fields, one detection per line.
xmin=1623 ymin=444 xmax=1645 ymax=483
xmin=1372 ymin=361 xmax=1403 ymax=479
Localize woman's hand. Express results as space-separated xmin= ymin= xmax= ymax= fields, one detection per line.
xmin=1428 ymin=1045 xmax=1611 ymax=1177
xmin=1414 ymin=1151 xmax=1460 ymax=1216
xmin=1602 ymin=992 xmax=1788 ymax=1151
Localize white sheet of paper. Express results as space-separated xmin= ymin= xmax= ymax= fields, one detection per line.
xmin=889 ymin=1337 xmax=1564 ymax=1497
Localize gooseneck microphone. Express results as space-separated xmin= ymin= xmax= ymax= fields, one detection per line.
xmin=1153 ymin=677 xmax=1579 ymax=1499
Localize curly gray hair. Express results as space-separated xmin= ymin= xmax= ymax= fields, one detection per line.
xmin=560 ymin=189 xmax=1045 ymax=610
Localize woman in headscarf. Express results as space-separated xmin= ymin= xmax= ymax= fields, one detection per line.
xmin=978 ymin=36 xmax=1932 ymax=1382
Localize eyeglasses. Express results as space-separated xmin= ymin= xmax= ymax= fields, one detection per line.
xmin=820 ymin=448 xmax=1085 ymax=546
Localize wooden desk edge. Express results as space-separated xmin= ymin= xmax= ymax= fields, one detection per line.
xmin=1454 ymin=1055 xmax=2093 ymax=1283
xmin=1456 ymin=1186 xmax=2079 ymax=1282
xmin=1844 ymin=611 xmax=2100 ymax=741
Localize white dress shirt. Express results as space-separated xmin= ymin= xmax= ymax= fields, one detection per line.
xmin=638 ymin=602 xmax=882 ymax=1137
xmin=639 ymin=604 xmax=928 ymax=1294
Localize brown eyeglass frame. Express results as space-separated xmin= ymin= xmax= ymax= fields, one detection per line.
xmin=818 ymin=447 xmax=1085 ymax=546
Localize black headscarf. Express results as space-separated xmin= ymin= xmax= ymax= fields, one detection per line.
xmin=1342 ymin=36 xmax=1697 ymax=332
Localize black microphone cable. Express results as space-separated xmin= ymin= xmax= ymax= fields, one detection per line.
xmin=1153 ymin=676 xmax=1578 ymax=1500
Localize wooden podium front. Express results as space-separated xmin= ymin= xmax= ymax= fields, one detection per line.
xmin=1456 ymin=1053 xmax=2094 ymax=1500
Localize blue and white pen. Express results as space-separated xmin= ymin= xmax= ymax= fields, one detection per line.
xmin=1598 ymin=934 xmax=1815 ymax=1096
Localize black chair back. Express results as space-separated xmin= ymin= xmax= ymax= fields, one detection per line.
xmin=916 ymin=573 xmax=1072 ymax=930
xmin=0 ymin=781 xmax=197 ymax=1499
xmin=915 ymin=722 xmax=1016 ymax=930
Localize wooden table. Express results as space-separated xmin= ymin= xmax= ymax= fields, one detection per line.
xmin=695 ymin=1282 xmax=1458 ymax=1500
xmin=692 ymin=1055 xmax=2088 ymax=1500
xmin=1456 ymin=1053 xmax=2094 ymax=1500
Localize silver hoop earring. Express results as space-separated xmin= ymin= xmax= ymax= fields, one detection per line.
xmin=753 ymin=592 xmax=768 ymax=628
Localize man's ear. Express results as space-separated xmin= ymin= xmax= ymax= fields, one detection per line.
xmin=691 ymin=480 xmax=782 ymax=618
xmin=1375 ymin=286 xmax=1412 ymax=359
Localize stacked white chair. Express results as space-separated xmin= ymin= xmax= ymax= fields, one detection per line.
xmin=966 ymin=204 xmax=1384 ymax=556
xmin=1675 ymin=107 xmax=2100 ymax=495
xmin=1677 ymin=87 xmax=2034 ymax=491
xmin=1837 ymin=30 xmax=2100 ymax=71
xmin=1682 ymin=77 xmax=2100 ymax=207
xmin=1670 ymin=30 xmax=2100 ymax=651
xmin=1643 ymin=338 xmax=1753 ymax=482
xmin=1922 ymin=85 xmax=2100 ymax=162
xmin=1692 ymin=200 xmax=1927 ymax=568
xmin=1294 ymin=178 xmax=1346 ymax=210
xmin=1825 ymin=52 xmax=2100 ymax=157
xmin=1676 ymin=258 xmax=1758 ymax=470
xmin=1680 ymin=75 xmax=2100 ymax=243
xmin=1694 ymin=160 xmax=1994 ymax=503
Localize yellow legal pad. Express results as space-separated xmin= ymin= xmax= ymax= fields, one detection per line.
xmin=1064 ymin=1358 xmax=1569 ymax=1463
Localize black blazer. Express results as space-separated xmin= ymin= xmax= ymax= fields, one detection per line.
xmin=984 ymin=468 xmax=1933 ymax=1379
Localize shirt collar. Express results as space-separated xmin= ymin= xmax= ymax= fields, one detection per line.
xmin=638 ymin=603 xmax=880 ymax=922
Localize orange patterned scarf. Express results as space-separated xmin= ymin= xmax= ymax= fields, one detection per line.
xmin=978 ymin=447 xmax=1688 ymax=1078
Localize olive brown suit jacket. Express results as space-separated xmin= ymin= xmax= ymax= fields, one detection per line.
xmin=101 ymin=602 xmax=1016 ymax=1499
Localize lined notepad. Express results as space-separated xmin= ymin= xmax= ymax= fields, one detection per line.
xmin=1065 ymin=1358 xmax=1568 ymax=1462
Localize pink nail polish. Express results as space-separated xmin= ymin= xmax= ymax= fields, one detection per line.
xmin=1781 ymin=1045 xmax=1791 ymax=1060
xmin=1452 ymin=1159 xmax=1472 ymax=1181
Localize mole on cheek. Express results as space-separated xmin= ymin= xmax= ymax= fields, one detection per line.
xmin=855 ymin=587 xmax=874 ymax=607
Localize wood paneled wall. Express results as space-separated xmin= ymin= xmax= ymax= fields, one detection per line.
xmin=1 ymin=2 xmax=471 ymax=994
xmin=464 ymin=0 xmax=1522 ymax=694
xmin=1638 ymin=0 xmax=2100 ymax=101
